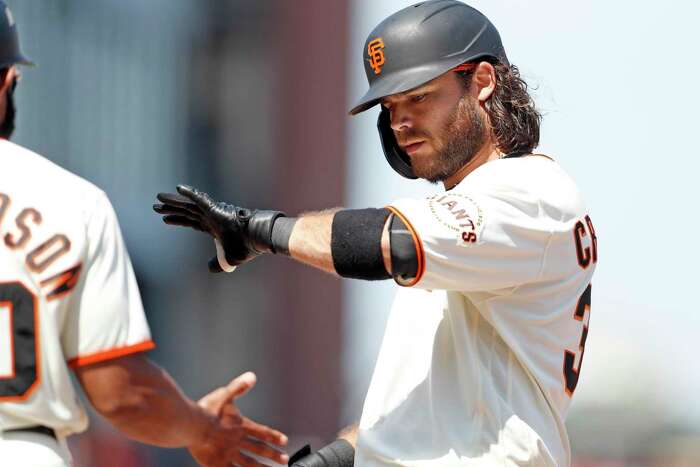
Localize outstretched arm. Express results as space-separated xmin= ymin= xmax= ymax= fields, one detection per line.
xmin=153 ymin=186 xmax=407 ymax=281
xmin=75 ymin=355 xmax=288 ymax=466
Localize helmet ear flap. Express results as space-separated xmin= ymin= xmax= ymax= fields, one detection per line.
xmin=377 ymin=108 xmax=417 ymax=179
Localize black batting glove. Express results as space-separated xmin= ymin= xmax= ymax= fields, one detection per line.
xmin=153 ymin=185 xmax=286 ymax=272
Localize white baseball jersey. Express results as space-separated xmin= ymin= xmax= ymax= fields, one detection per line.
xmin=0 ymin=140 xmax=153 ymax=438
xmin=356 ymin=156 xmax=597 ymax=467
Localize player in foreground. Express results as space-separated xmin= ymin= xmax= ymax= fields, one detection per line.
xmin=155 ymin=1 xmax=598 ymax=466
xmin=0 ymin=3 xmax=287 ymax=466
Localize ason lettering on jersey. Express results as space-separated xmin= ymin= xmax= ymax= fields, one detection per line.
xmin=0 ymin=192 xmax=73 ymax=278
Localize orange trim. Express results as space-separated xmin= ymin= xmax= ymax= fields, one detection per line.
xmin=386 ymin=205 xmax=425 ymax=287
xmin=68 ymin=340 xmax=156 ymax=368
xmin=451 ymin=63 xmax=477 ymax=73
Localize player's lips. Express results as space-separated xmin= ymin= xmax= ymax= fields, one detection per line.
xmin=401 ymin=141 xmax=425 ymax=154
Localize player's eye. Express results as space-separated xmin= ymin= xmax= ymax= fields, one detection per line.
xmin=410 ymin=93 xmax=427 ymax=103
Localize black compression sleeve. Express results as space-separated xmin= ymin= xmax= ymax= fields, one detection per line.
xmin=270 ymin=217 xmax=298 ymax=255
xmin=331 ymin=208 xmax=391 ymax=280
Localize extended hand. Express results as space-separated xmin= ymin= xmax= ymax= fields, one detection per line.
xmin=189 ymin=372 xmax=289 ymax=467
xmin=153 ymin=185 xmax=285 ymax=272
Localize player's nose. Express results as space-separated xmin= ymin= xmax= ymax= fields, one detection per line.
xmin=389 ymin=104 xmax=413 ymax=133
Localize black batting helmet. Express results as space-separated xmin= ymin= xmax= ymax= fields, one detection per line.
xmin=350 ymin=0 xmax=507 ymax=179
xmin=0 ymin=1 xmax=33 ymax=69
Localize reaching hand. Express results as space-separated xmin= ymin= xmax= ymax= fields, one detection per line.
xmin=153 ymin=185 xmax=285 ymax=272
xmin=189 ymin=372 xmax=289 ymax=467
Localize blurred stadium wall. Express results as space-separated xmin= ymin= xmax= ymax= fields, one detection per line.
xmin=9 ymin=0 xmax=348 ymax=465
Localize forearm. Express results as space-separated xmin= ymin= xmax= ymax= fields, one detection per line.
xmin=154 ymin=189 xmax=404 ymax=280
xmin=282 ymin=209 xmax=393 ymax=277
xmin=287 ymin=209 xmax=339 ymax=275
xmin=79 ymin=357 xmax=211 ymax=448
xmin=106 ymin=368 xmax=209 ymax=447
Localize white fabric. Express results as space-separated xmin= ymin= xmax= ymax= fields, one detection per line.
xmin=0 ymin=140 xmax=152 ymax=438
xmin=356 ymin=156 xmax=597 ymax=467
xmin=0 ymin=431 xmax=72 ymax=467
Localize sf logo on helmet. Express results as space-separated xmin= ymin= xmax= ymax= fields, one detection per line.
xmin=367 ymin=38 xmax=385 ymax=75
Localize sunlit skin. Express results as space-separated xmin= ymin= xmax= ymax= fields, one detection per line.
xmin=0 ymin=65 xmax=18 ymax=126
xmin=288 ymin=62 xmax=505 ymax=279
xmin=381 ymin=61 xmax=501 ymax=190
xmin=163 ymin=65 xmax=510 ymax=314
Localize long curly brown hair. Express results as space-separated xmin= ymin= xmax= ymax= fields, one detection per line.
xmin=458 ymin=62 xmax=541 ymax=155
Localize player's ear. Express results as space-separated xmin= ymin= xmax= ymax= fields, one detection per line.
xmin=473 ymin=61 xmax=496 ymax=103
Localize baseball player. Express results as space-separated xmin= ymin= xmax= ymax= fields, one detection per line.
xmin=154 ymin=1 xmax=598 ymax=466
xmin=0 ymin=3 xmax=288 ymax=466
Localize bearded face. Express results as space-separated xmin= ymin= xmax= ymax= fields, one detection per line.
xmin=407 ymin=93 xmax=487 ymax=183
xmin=386 ymin=72 xmax=490 ymax=185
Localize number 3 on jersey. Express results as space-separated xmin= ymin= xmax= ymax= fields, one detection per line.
xmin=563 ymin=284 xmax=591 ymax=396
xmin=564 ymin=215 xmax=597 ymax=396
xmin=0 ymin=282 xmax=40 ymax=401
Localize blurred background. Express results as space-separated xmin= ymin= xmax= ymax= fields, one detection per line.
xmin=6 ymin=0 xmax=700 ymax=465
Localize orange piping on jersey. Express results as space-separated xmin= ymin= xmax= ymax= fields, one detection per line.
xmin=0 ymin=283 xmax=41 ymax=402
xmin=67 ymin=340 xmax=156 ymax=368
xmin=386 ymin=205 xmax=425 ymax=286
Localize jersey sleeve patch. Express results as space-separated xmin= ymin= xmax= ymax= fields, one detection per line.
xmin=67 ymin=340 xmax=155 ymax=368
xmin=427 ymin=193 xmax=485 ymax=247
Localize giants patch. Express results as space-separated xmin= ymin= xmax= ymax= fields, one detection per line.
xmin=428 ymin=193 xmax=484 ymax=247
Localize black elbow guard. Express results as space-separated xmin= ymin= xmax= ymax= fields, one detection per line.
xmin=331 ymin=208 xmax=391 ymax=280
xmin=288 ymin=440 xmax=355 ymax=467
xmin=388 ymin=212 xmax=420 ymax=285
